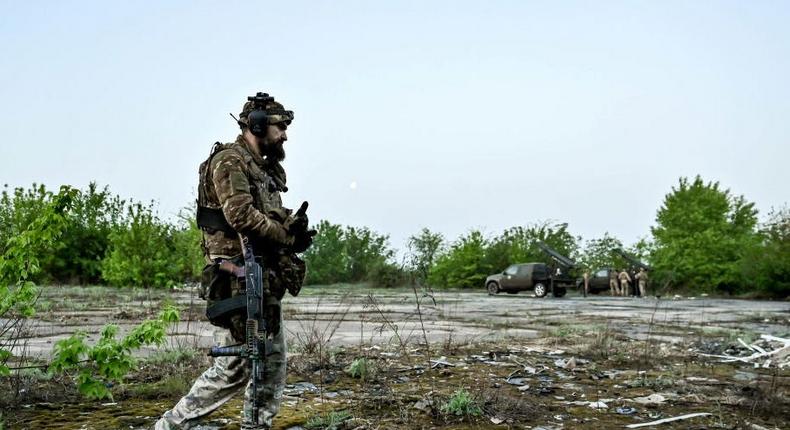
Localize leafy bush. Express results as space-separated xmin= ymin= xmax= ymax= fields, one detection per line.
xmin=429 ymin=222 xmax=580 ymax=289
xmin=303 ymin=220 xmax=402 ymax=286
xmin=49 ymin=305 xmax=179 ymax=400
xmin=345 ymin=357 xmax=374 ymax=380
xmin=99 ymin=199 xmax=201 ymax=288
xmin=0 ymin=183 xmax=125 ymax=284
xmin=0 ymin=186 xmax=75 ymax=375
xmin=406 ymin=228 xmax=445 ymax=284
xmin=442 ymin=389 xmax=482 ymax=417
xmin=305 ymin=410 xmax=352 ymax=430
xmin=740 ymin=207 xmax=790 ymax=298
xmin=429 ymin=230 xmax=490 ymax=289
xmin=650 ymin=176 xmax=760 ymax=293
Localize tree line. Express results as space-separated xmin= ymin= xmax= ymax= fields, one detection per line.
xmin=0 ymin=176 xmax=787 ymax=297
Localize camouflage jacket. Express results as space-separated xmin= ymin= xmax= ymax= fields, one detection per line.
xmin=200 ymin=135 xmax=287 ymax=260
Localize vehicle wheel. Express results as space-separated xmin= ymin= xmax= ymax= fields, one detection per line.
xmin=487 ymin=282 xmax=499 ymax=295
xmin=553 ymin=287 xmax=567 ymax=298
xmin=534 ymin=283 xmax=548 ymax=298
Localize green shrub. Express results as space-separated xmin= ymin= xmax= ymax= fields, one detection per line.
xmin=0 ymin=186 xmax=75 ymax=375
xmin=49 ymin=305 xmax=180 ymax=400
xmin=101 ymin=203 xmax=180 ymax=288
xmin=304 ymin=220 xmax=402 ymax=286
xmin=345 ymin=357 xmax=374 ymax=380
xmin=650 ymin=176 xmax=760 ymax=293
xmin=441 ymin=389 xmax=482 ymax=417
xmin=305 ymin=411 xmax=351 ymax=430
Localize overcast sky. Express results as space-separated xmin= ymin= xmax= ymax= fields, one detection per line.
xmin=1 ymin=1 xmax=788 ymax=251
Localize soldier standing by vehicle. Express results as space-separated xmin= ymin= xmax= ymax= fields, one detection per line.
xmin=155 ymin=92 xmax=313 ymax=430
xmin=583 ymin=270 xmax=590 ymax=297
xmin=618 ymin=269 xmax=632 ymax=297
xmin=609 ymin=269 xmax=619 ymax=296
xmin=635 ymin=267 xmax=649 ymax=298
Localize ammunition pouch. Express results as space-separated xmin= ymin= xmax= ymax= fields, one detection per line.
xmin=269 ymin=253 xmax=306 ymax=297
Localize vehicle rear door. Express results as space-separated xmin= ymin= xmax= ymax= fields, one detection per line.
xmin=532 ymin=264 xmax=549 ymax=285
xmin=593 ymin=269 xmax=609 ymax=289
xmin=514 ymin=264 xmax=532 ymax=290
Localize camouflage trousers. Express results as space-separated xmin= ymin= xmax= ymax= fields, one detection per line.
xmin=620 ymin=281 xmax=631 ymax=296
xmin=154 ymin=313 xmax=287 ymax=430
xmin=610 ymin=280 xmax=619 ymax=296
xmin=638 ymin=281 xmax=647 ymax=297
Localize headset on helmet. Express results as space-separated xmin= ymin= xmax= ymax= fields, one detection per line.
xmin=245 ymin=92 xmax=274 ymax=137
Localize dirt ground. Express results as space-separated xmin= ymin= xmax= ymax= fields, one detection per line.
xmin=3 ymin=285 xmax=789 ymax=429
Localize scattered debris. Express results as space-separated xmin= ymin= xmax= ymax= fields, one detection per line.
xmin=625 ymin=412 xmax=712 ymax=428
xmin=430 ymin=357 xmax=455 ymax=368
xmin=631 ymin=394 xmax=667 ymax=405
xmin=588 ymin=401 xmax=608 ymax=409
xmin=700 ymin=334 xmax=790 ymax=368
xmin=616 ymin=406 xmax=637 ymax=415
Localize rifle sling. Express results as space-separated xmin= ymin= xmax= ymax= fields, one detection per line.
xmin=197 ymin=206 xmax=236 ymax=235
xmin=206 ymin=294 xmax=247 ymax=321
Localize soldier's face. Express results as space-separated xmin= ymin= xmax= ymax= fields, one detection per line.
xmin=261 ymin=123 xmax=287 ymax=161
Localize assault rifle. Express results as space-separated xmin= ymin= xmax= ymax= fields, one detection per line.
xmin=208 ymin=234 xmax=271 ymax=427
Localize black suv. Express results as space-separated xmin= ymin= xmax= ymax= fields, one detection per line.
xmin=485 ymin=263 xmax=573 ymax=298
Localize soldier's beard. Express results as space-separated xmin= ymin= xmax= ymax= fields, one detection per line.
xmin=262 ymin=141 xmax=285 ymax=162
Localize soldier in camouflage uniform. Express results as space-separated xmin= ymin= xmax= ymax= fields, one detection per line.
xmin=609 ymin=269 xmax=619 ymax=296
xmin=155 ymin=93 xmax=309 ymax=430
xmin=618 ymin=269 xmax=632 ymax=297
xmin=635 ymin=268 xmax=649 ymax=298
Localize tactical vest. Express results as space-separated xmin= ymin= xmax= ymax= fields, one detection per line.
xmin=196 ymin=141 xmax=287 ymax=242
xmin=195 ymin=139 xmax=294 ymax=336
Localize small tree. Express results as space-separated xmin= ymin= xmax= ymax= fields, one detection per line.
xmin=650 ymin=176 xmax=759 ymax=293
xmin=0 ymin=186 xmax=75 ymax=375
xmin=741 ymin=207 xmax=790 ymax=298
xmin=429 ymin=230 xmax=490 ymax=289
xmin=578 ymin=233 xmax=625 ymax=271
xmin=303 ymin=221 xmax=348 ymax=285
xmin=101 ymin=202 xmax=179 ymax=288
xmin=406 ymin=228 xmax=444 ymax=284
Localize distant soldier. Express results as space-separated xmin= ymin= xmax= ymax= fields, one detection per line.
xmin=609 ymin=269 xmax=619 ymax=296
xmin=583 ymin=271 xmax=590 ymax=296
xmin=618 ymin=269 xmax=632 ymax=297
xmin=635 ymin=268 xmax=649 ymax=297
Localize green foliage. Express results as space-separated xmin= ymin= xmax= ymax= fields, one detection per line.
xmin=101 ymin=203 xmax=180 ymax=288
xmin=578 ymin=233 xmax=626 ymax=271
xmin=429 ymin=230 xmax=490 ymax=289
xmin=43 ymin=183 xmax=126 ymax=284
xmin=429 ymin=222 xmax=580 ymax=289
xmin=49 ymin=305 xmax=180 ymax=400
xmin=305 ymin=411 xmax=352 ymax=430
xmin=485 ymin=222 xmax=580 ymax=272
xmin=650 ymin=176 xmax=759 ymax=293
xmin=741 ymin=207 xmax=790 ymax=298
xmin=406 ymin=228 xmax=445 ymax=284
xmin=0 ymin=186 xmax=75 ymax=375
xmin=441 ymin=389 xmax=482 ymax=417
xmin=345 ymin=357 xmax=373 ymax=380
xmin=171 ymin=207 xmax=204 ymax=282
xmin=0 ymin=183 xmax=202 ymax=288
xmin=0 ymin=183 xmax=125 ymax=284
xmin=303 ymin=220 xmax=402 ymax=287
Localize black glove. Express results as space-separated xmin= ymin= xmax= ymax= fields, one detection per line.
xmin=292 ymin=228 xmax=317 ymax=253
xmin=286 ymin=201 xmax=310 ymax=234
